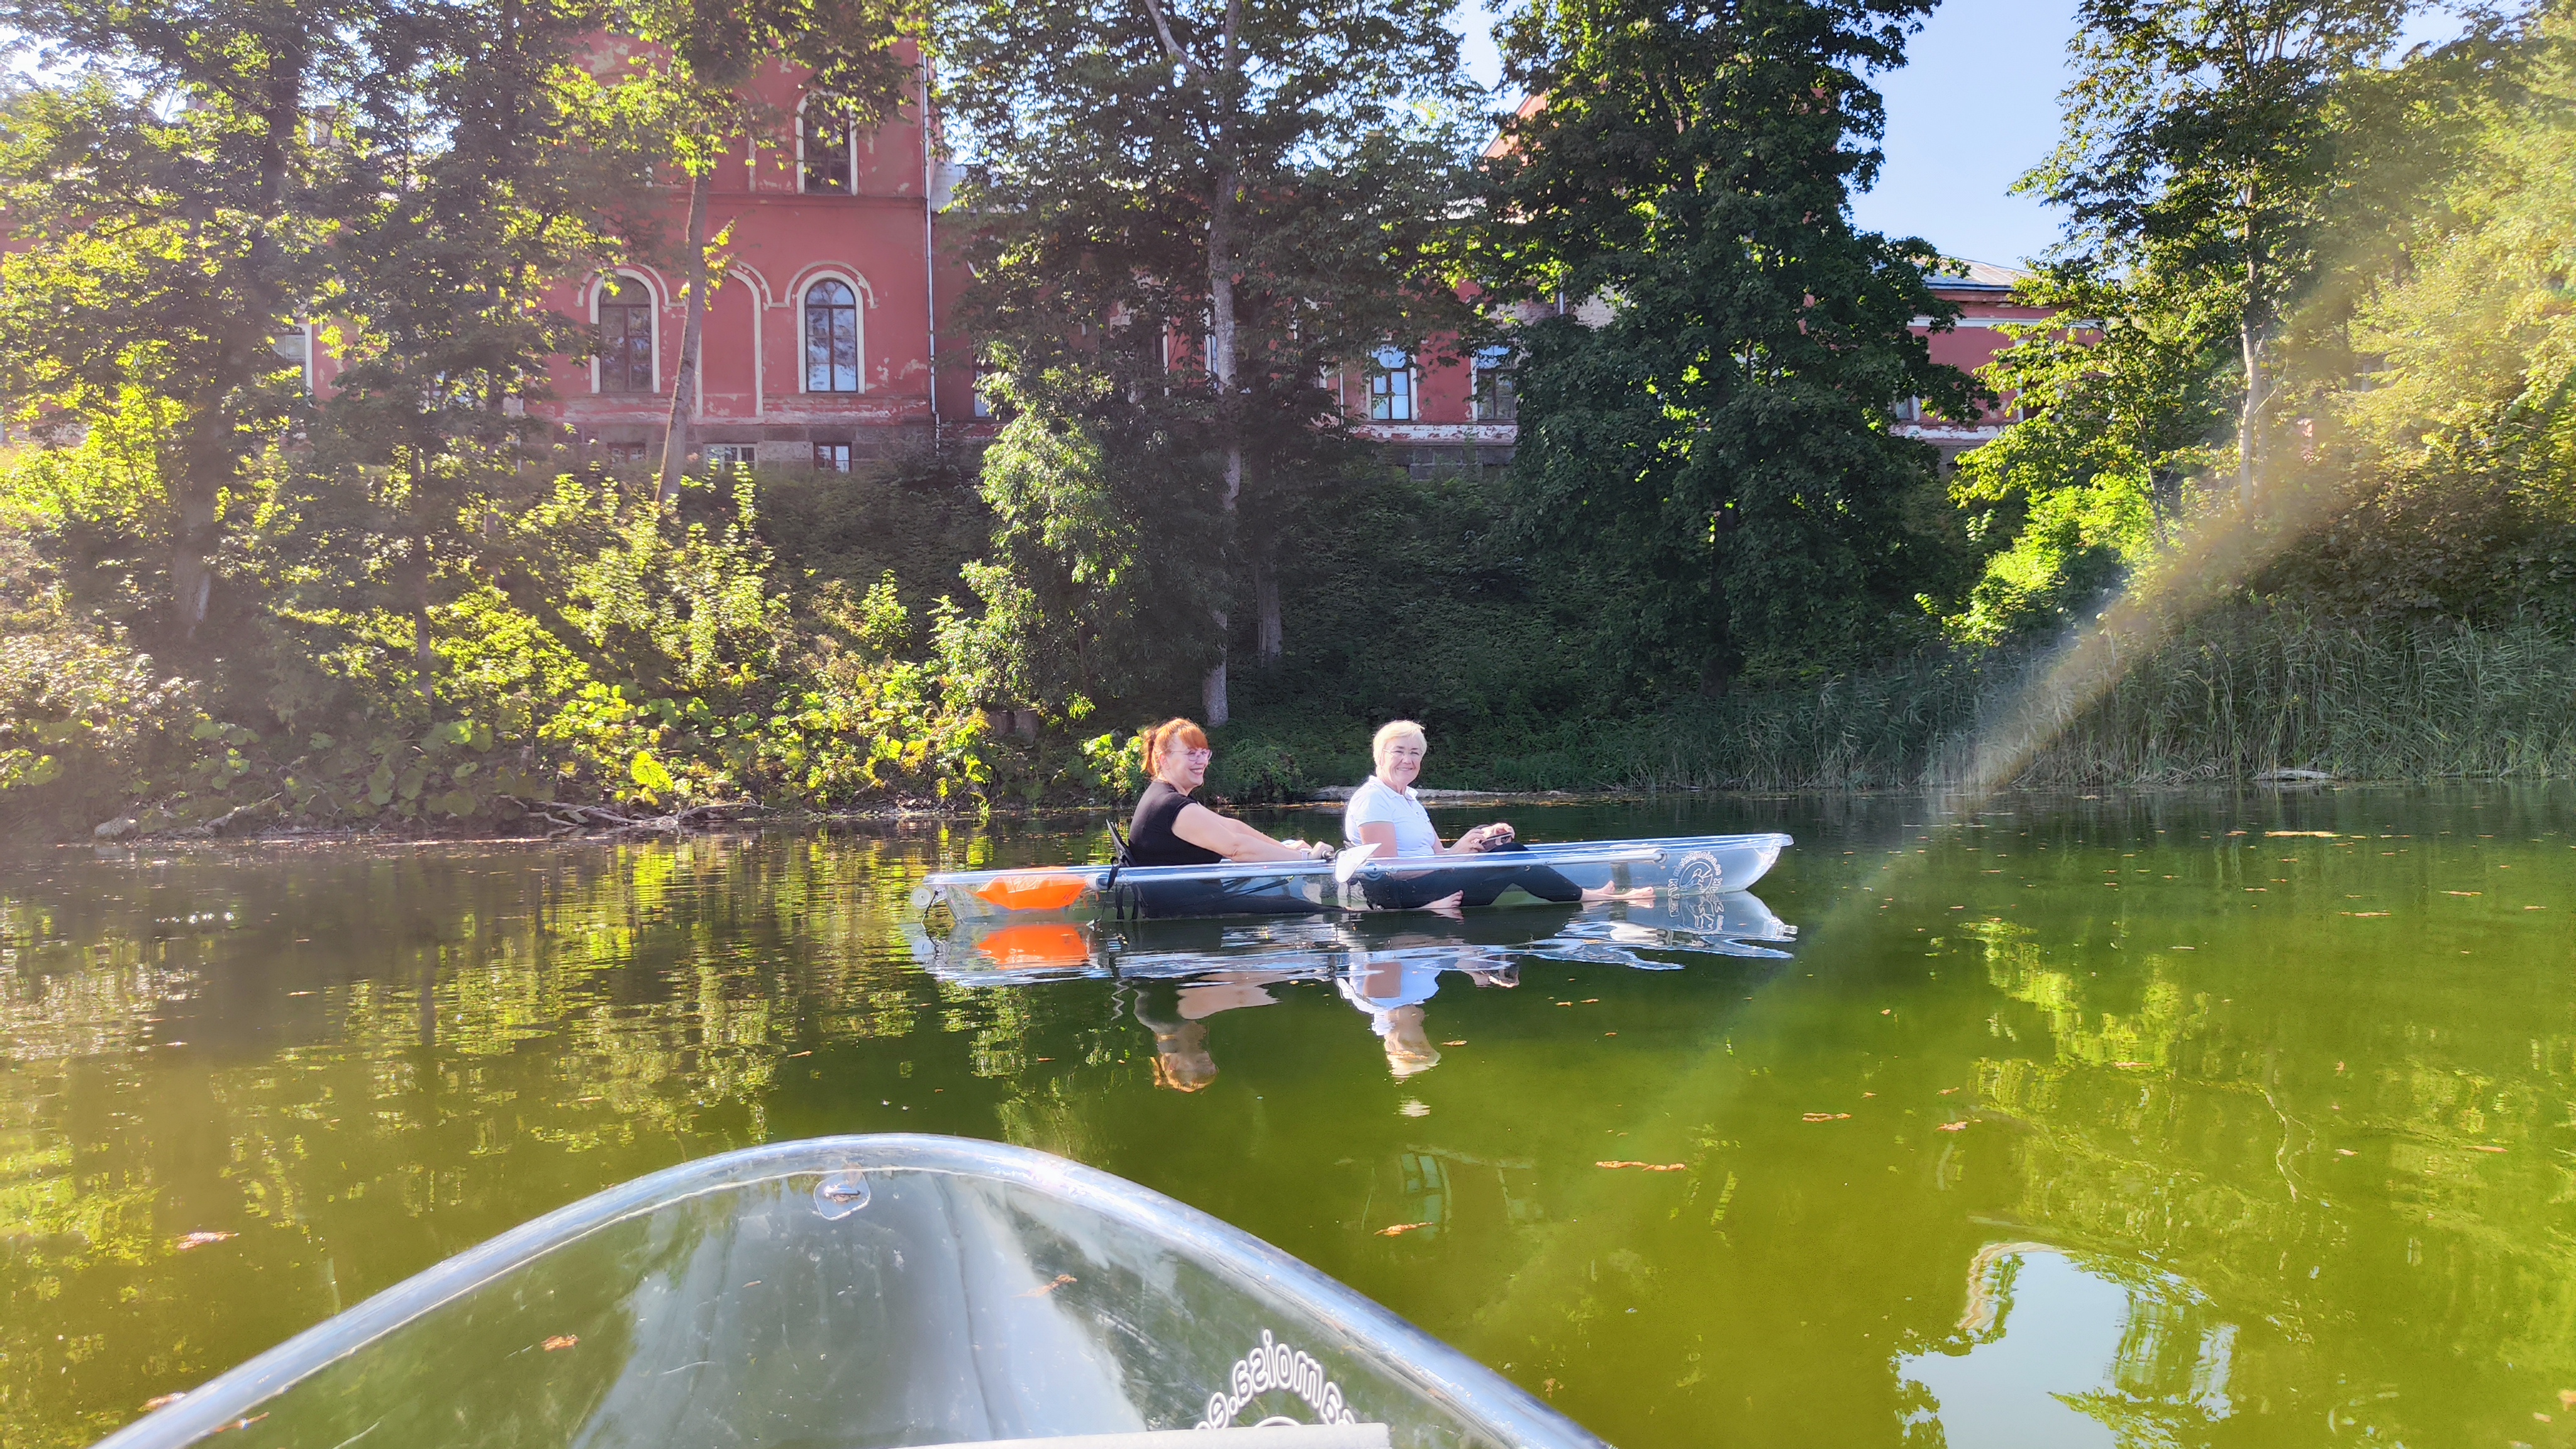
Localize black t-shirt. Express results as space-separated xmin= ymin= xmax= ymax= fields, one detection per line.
xmin=1128 ymin=780 xmax=1223 ymax=866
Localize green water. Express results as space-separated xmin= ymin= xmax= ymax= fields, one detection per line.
xmin=4 ymin=787 xmax=2574 ymax=1448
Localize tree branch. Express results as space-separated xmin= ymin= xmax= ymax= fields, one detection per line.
xmin=1137 ymin=0 xmax=1211 ymax=90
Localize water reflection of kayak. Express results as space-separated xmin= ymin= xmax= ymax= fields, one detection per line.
xmin=99 ymin=1136 xmax=1604 ymax=1449
xmin=904 ymin=892 xmax=1794 ymax=987
xmin=920 ymin=832 xmax=1790 ymax=925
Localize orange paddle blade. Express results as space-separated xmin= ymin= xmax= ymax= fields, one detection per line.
xmin=977 ymin=923 xmax=1093 ymax=969
xmin=973 ymin=870 xmax=1091 ymax=911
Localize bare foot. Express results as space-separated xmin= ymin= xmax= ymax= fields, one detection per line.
xmin=1424 ymin=892 xmax=1466 ymax=918
xmin=1580 ymin=884 xmax=1657 ymax=904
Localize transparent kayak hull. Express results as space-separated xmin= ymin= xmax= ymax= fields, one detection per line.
xmin=96 ymin=1136 xmax=1603 ymax=1449
xmin=924 ymin=831 xmax=1790 ymax=924
xmin=906 ymin=892 xmax=1797 ymax=985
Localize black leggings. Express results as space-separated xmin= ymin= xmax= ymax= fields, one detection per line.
xmin=1359 ymin=843 xmax=1584 ymax=911
xmin=1116 ymin=879 xmax=1327 ymax=921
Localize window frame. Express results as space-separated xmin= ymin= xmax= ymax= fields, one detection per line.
xmin=272 ymin=323 xmax=314 ymax=394
xmin=1471 ymin=345 xmax=1518 ymax=423
xmin=802 ymin=278 xmax=863 ymax=394
xmin=812 ymin=441 xmax=852 ymax=473
xmin=593 ymin=274 xmax=657 ymax=395
xmin=798 ymin=100 xmax=857 ymax=196
xmin=1367 ymin=345 xmax=1414 ymax=423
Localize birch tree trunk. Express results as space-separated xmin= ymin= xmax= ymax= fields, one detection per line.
xmin=659 ymin=169 xmax=713 ymax=506
xmin=2236 ymin=184 xmax=2262 ymax=507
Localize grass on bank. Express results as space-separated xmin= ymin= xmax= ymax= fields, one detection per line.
xmin=1213 ymin=604 xmax=2576 ymax=798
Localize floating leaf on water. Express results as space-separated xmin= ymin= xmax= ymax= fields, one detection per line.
xmin=541 ymin=1335 xmax=579 ymax=1352
xmin=2443 ymin=891 xmax=2483 ymax=897
xmin=1377 ymin=1222 xmax=1431 ymax=1236
xmin=2112 ymin=1060 xmax=2151 ymax=1069
xmin=1801 ymin=1113 xmax=1852 ymax=1123
xmin=174 ymin=1231 xmax=235 ymax=1251
xmin=1596 ymin=1161 xmax=1687 ymax=1172
xmin=1442 ymin=1040 xmax=1467 ymax=1046
xmin=1017 ymin=1273 xmax=1076 ymax=1297
xmin=2342 ymin=911 xmax=2390 ymax=918
xmin=2472 ymin=1145 xmax=2508 ymax=1153
xmin=1935 ymin=1121 xmax=1970 ymax=1133
xmin=143 ymin=1394 xmax=186 ymax=1412
xmin=2337 ymin=1148 xmax=2358 ymax=1157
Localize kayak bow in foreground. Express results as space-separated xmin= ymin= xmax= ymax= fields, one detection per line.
xmin=95 ymin=1136 xmax=1604 ymax=1449
xmin=921 ymin=831 xmax=1792 ymax=924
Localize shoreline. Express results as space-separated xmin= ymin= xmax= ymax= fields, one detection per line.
xmin=36 ymin=771 xmax=2428 ymax=852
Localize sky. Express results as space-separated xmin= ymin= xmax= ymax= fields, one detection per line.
xmin=1454 ymin=0 xmax=2086 ymax=269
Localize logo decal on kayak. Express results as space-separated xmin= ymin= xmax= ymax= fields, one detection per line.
xmin=1670 ymin=851 xmax=1722 ymax=896
xmin=1196 ymin=1329 xmax=1360 ymax=1428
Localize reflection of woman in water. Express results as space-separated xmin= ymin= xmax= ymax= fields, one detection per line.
xmin=1338 ymin=942 xmax=1519 ymax=1079
xmin=1131 ymin=972 xmax=1296 ymax=1092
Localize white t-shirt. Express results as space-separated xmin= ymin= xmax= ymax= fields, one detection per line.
xmin=1338 ymin=957 xmax=1445 ymax=1035
xmin=1343 ymin=775 xmax=1440 ymax=857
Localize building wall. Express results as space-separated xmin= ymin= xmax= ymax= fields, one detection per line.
xmin=496 ymin=57 xmax=2060 ymax=475
xmin=532 ymin=45 xmax=975 ymax=469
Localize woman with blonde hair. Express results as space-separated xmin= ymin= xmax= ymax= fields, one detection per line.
xmin=1345 ymin=719 xmax=1631 ymax=910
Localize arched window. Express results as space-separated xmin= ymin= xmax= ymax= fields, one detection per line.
xmin=597 ymin=277 xmax=654 ymax=393
xmin=804 ymin=279 xmax=860 ymax=393
xmin=1367 ymin=346 xmax=1413 ymax=421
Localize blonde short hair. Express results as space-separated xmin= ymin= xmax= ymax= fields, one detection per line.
xmin=1372 ymin=719 xmax=1428 ymax=771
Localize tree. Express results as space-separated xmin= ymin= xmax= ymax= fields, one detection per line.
xmin=285 ymin=0 xmax=651 ymax=712
xmin=2024 ymin=0 xmax=2410 ymax=505
xmin=2260 ymin=2 xmax=2576 ymax=619
xmin=595 ymin=0 xmax=921 ymax=504
xmin=944 ymin=0 xmax=1481 ymax=722
xmin=1943 ymin=266 xmax=2234 ymax=643
xmin=1481 ymin=0 xmax=1980 ymax=691
xmin=0 ymin=0 xmax=360 ymax=644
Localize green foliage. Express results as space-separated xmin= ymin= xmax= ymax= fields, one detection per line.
xmin=2262 ymin=2 xmax=2576 ymax=619
xmin=0 ymin=447 xmax=1007 ymax=838
xmin=756 ymin=452 xmax=989 ymax=618
xmin=1953 ymin=0 xmax=2421 ymax=636
xmin=950 ymin=364 xmax=1229 ymax=709
xmin=0 ymin=535 xmax=205 ymax=824
xmin=0 ymin=11 xmax=350 ymax=643
xmin=1235 ymin=466 xmax=1583 ymax=742
xmin=1480 ymin=0 xmax=1982 ymax=690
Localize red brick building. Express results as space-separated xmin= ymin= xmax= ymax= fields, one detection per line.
xmin=529 ymin=49 xmax=974 ymax=471
xmin=516 ymin=65 xmax=2041 ymax=475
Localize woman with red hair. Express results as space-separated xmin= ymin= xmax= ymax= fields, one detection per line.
xmin=1126 ymin=718 xmax=1332 ymax=867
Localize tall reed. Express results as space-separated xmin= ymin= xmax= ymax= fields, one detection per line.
xmin=1564 ymin=604 xmax=2576 ymax=791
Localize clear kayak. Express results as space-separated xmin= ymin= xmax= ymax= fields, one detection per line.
xmin=921 ymin=831 xmax=1791 ymax=925
xmin=906 ymin=891 xmax=1798 ymax=986
xmin=93 ymin=1136 xmax=1604 ymax=1449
